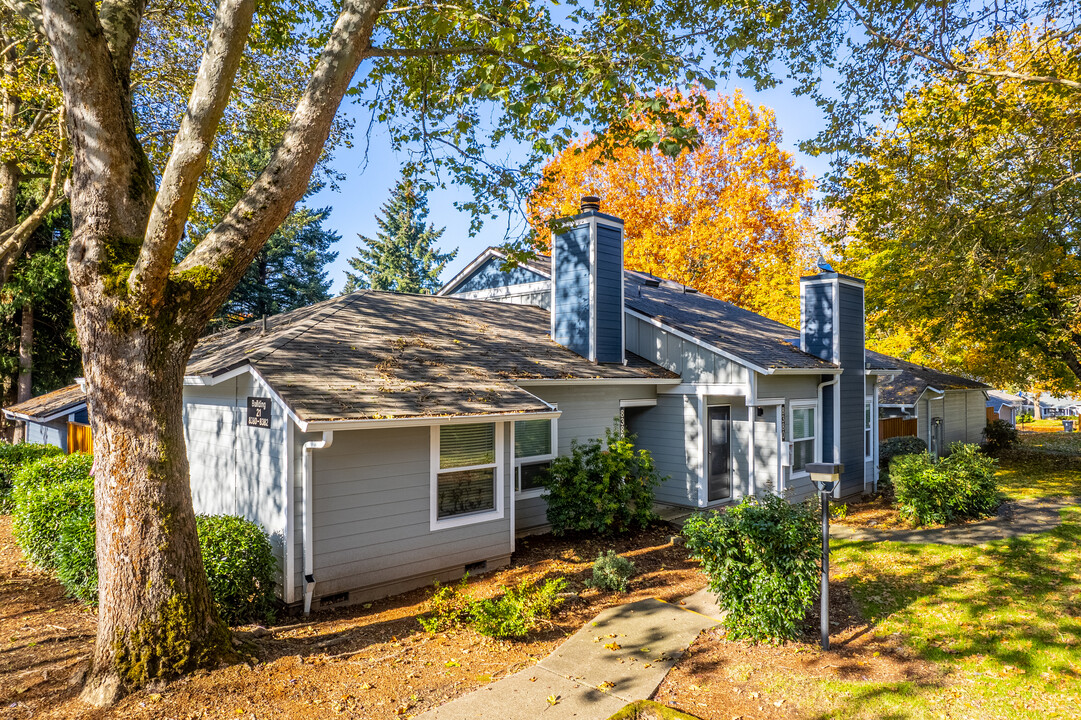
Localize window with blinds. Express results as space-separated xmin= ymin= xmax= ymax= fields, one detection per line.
xmin=437 ymin=423 xmax=497 ymax=519
xmin=791 ymin=405 xmax=815 ymax=473
xmin=865 ymin=401 xmax=873 ymax=459
xmin=514 ymin=418 xmax=554 ymax=493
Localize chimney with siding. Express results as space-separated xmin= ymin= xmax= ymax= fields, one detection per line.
xmin=799 ymin=270 xmax=866 ymax=495
xmin=550 ymin=196 xmax=625 ymax=364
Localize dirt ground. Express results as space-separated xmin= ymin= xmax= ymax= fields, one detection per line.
xmin=655 ymin=581 xmax=944 ymax=720
xmin=0 ymin=519 xmax=706 ymax=720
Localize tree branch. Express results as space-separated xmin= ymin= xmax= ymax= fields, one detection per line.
xmin=3 ymin=0 xmax=44 ymax=36
xmin=174 ymin=0 xmax=387 ymax=315
xmin=132 ymin=0 xmax=255 ymax=312
xmin=98 ymin=0 xmax=147 ymax=88
xmin=844 ymin=0 xmax=1081 ymax=91
xmin=0 ymin=104 xmax=67 ymax=284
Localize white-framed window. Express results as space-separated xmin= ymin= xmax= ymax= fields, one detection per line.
xmin=789 ymin=402 xmax=817 ymax=475
xmin=865 ymin=399 xmax=874 ymax=459
xmin=514 ymin=417 xmax=556 ymax=498
xmin=430 ymin=422 xmax=504 ymax=530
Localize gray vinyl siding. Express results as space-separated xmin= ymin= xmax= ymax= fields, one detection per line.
xmin=499 ymin=289 xmax=551 ymax=309
xmin=756 ymin=374 xmax=819 ymax=400
xmin=625 ymin=315 xmax=749 ymax=385
xmin=837 ymin=283 xmax=865 ymax=498
xmin=595 ymin=224 xmax=623 ymax=363
xmin=305 ymin=424 xmax=513 ymax=603
xmin=455 ymin=257 xmax=547 ymax=292
xmin=916 ymin=390 xmax=986 ymax=457
xmin=753 ymin=405 xmax=781 ymax=496
xmin=553 ymin=225 xmax=591 ymax=357
xmin=516 ymin=383 xmax=657 ymax=530
xmin=184 ymin=374 xmax=288 ymax=591
xmin=627 ymin=393 xmax=700 ymax=507
xmin=25 ymin=419 xmax=66 ymax=450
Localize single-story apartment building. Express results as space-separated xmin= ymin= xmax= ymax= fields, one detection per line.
xmin=871 ymin=351 xmax=989 ymax=456
xmin=987 ymin=390 xmax=1024 ymax=426
xmin=8 ymin=199 xmax=900 ymax=613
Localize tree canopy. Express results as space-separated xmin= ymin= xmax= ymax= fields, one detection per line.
xmin=343 ymin=178 xmax=456 ymax=294
xmin=530 ymin=89 xmax=815 ymax=325
xmin=828 ymin=31 xmax=1081 ymax=392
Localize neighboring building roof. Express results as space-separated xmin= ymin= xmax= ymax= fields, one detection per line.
xmin=4 ymin=384 xmax=86 ymax=421
xmin=987 ymin=389 xmax=1024 ymax=411
xmin=869 ymin=350 xmax=990 ymax=406
xmin=187 ymin=290 xmax=678 ymax=423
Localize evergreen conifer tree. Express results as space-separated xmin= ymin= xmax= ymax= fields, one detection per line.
xmin=343 ymin=180 xmax=457 ymax=294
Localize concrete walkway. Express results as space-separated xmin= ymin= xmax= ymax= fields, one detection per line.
xmin=831 ymin=496 xmax=1079 ymax=545
xmin=416 ymin=590 xmax=721 ymax=719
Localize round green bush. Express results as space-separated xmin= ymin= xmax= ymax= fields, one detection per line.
xmin=683 ymin=493 xmax=819 ymax=642
xmin=982 ymin=419 xmax=1019 ymax=453
xmin=11 ymin=453 xmax=94 ymax=570
xmin=542 ymin=427 xmax=662 ymax=536
xmin=0 ymin=443 xmax=65 ymax=513
xmin=891 ymin=443 xmax=1001 ymax=525
xmin=587 ymin=550 xmax=636 ymax=592
xmin=196 ymin=515 xmax=278 ymax=626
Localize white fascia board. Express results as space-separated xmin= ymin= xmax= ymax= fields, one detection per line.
xmin=4 ymin=404 xmax=86 ymax=423
xmin=619 ymin=398 xmax=657 ymax=408
xmin=515 ymin=377 xmax=680 ymax=387
xmin=301 ymin=409 xmax=562 ymax=433
xmin=185 ymin=364 xmax=309 ymax=431
xmin=661 ymin=383 xmax=751 ymax=397
xmin=769 ymin=367 xmax=841 ymax=375
xmin=624 ymin=308 xmax=772 ymax=376
xmin=752 ymin=397 xmax=786 ymax=406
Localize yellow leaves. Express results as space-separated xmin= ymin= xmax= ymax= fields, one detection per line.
xmin=529 ymin=88 xmax=816 ymax=326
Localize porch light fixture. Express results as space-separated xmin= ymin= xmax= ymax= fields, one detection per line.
xmin=806 ymin=462 xmax=844 ymax=651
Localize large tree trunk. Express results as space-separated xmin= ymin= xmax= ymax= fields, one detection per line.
xmin=17 ymin=302 xmax=31 ymax=402
xmin=76 ymin=299 xmax=228 ymax=705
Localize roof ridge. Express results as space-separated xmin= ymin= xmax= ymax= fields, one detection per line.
xmin=245 ymin=291 xmax=368 ymax=365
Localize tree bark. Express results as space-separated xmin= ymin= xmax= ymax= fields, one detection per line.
xmin=17 ymin=302 xmax=32 ymax=443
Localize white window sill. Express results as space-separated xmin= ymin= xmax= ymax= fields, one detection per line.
xmin=430 ymin=507 xmax=503 ymax=531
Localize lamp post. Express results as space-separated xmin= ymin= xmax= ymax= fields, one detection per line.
xmin=806 ymin=462 xmax=843 ymax=651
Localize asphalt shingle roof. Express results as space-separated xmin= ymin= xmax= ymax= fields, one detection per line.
xmin=188 ymin=291 xmax=677 ymax=423
xmin=869 ymin=350 xmax=989 ymax=406
xmin=5 ymin=384 xmax=86 ymax=420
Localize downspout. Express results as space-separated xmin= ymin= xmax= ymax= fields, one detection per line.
xmin=302 ymin=431 xmax=334 ymax=614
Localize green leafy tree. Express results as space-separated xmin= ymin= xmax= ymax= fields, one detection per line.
xmin=828 ymin=32 xmax=1081 ymax=391
xmin=3 ymin=0 xmax=776 ymax=703
xmin=343 ymin=180 xmax=456 ymax=294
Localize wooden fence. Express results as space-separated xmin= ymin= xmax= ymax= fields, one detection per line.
xmin=879 ymin=417 xmax=917 ymax=441
xmin=67 ymin=422 xmax=92 ymax=454
xmin=987 ymin=406 xmax=997 ymax=424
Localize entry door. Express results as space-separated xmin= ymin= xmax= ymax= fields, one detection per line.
xmin=707 ymin=406 xmax=732 ymax=502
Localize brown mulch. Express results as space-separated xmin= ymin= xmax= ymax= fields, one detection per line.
xmin=653 ymin=580 xmax=945 ymax=719
xmin=0 ymin=520 xmax=705 ymax=720
xmin=830 ymin=494 xmax=915 ymax=530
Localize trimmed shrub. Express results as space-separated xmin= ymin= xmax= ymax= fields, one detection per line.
xmin=982 ymin=419 xmax=1019 ymax=453
xmin=11 ymin=454 xmax=94 ymax=570
xmin=419 ymin=576 xmax=474 ymax=632
xmin=891 ymin=443 xmax=1001 ymax=525
xmin=0 ymin=443 xmax=67 ymax=513
xmin=879 ymin=436 xmax=928 ymax=479
xmin=542 ymin=427 xmax=663 ymax=536
xmin=196 ymin=515 xmax=278 ymax=626
xmin=683 ymin=493 xmax=819 ymax=642
xmin=470 ymin=577 xmax=567 ymax=639
xmin=55 ymin=506 xmax=98 ymax=603
xmin=587 ymin=550 xmax=636 ymax=592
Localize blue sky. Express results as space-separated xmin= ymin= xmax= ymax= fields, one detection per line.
xmin=310 ymin=77 xmax=832 ymax=294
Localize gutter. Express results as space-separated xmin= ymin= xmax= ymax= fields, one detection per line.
xmin=301 ymin=431 xmax=334 ymax=614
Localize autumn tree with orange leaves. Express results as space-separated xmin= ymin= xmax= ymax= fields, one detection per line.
xmin=529 ymin=90 xmax=817 ymax=326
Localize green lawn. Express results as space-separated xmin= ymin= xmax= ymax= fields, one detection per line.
xmin=822 ymin=435 xmax=1081 ymax=718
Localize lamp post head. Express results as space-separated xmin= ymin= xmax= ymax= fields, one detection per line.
xmin=806 ymin=462 xmax=844 ymax=494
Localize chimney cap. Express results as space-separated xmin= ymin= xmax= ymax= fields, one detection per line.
xmin=580 ymin=195 xmax=601 ymax=212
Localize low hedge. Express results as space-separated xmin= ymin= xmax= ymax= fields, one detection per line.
xmin=10 ymin=454 xmax=278 ymax=624
xmin=891 ymin=442 xmax=1001 ymax=525
xmin=0 ymin=443 xmax=65 ymax=513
